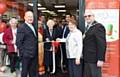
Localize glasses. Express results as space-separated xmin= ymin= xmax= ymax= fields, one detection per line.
xmin=84 ymin=15 xmax=92 ymax=18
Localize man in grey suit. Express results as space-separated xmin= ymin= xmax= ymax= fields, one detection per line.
xmin=83 ymin=10 xmax=106 ymax=77
xmin=16 ymin=11 xmax=38 ymax=77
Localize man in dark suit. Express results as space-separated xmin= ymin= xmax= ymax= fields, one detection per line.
xmin=62 ymin=14 xmax=70 ymax=38
xmin=83 ymin=10 xmax=106 ymax=77
xmin=16 ymin=11 xmax=38 ymax=77
xmin=60 ymin=14 xmax=71 ymax=72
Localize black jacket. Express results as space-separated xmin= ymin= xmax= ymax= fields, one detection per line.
xmin=44 ymin=26 xmax=62 ymax=51
xmin=83 ymin=21 xmax=106 ymax=63
xmin=62 ymin=25 xmax=70 ymax=38
xmin=16 ymin=23 xmax=37 ymax=58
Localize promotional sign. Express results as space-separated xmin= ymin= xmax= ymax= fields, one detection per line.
xmin=86 ymin=0 xmax=119 ymax=77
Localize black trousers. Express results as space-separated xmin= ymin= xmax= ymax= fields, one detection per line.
xmin=8 ymin=52 xmax=18 ymax=73
xmin=84 ymin=63 xmax=101 ymax=77
xmin=21 ymin=56 xmax=38 ymax=77
xmin=68 ymin=59 xmax=83 ymax=77
xmin=44 ymin=50 xmax=53 ymax=69
xmin=61 ymin=43 xmax=68 ymax=67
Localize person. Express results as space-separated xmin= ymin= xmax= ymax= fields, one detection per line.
xmin=0 ymin=15 xmax=7 ymax=74
xmin=38 ymin=20 xmax=45 ymax=75
xmin=71 ymin=15 xmax=77 ymax=22
xmin=3 ymin=18 xmax=18 ymax=77
xmin=44 ymin=19 xmax=55 ymax=73
xmin=83 ymin=10 xmax=106 ymax=77
xmin=39 ymin=14 xmax=47 ymax=30
xmin=16 ymin=11 xmax=38 ymax=77
xmin=62 ymin=14 xmax=70 ymax=38
xmin=66 ymin=19 xmax=83 ymax=77
xmin=60 ymin=14 xmax=71 ymax=72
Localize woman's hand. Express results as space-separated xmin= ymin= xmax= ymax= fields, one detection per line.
xmin=75 ymin=59 xmax=80 ymax=65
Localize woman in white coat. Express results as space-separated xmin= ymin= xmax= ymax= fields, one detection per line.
xmin=66 ymin=19 xmax=83 ymax=77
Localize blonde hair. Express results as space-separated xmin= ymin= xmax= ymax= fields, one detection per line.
xmin=9 ymin=18 xmax=18 ymax=25
xmin=47 ymin=19 xmax=55 ymax=29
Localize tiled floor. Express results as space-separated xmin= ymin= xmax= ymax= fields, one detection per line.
xmin=0 ymin=67 xmax=69 ymax=77
xmin=0 ymin=68 xmax=20 ymax=77
xmin=40 ymin=70 xmax=69 ymax=77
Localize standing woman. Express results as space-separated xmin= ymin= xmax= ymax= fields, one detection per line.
xmin=66 ymin=19 xmax=83 ymax=77
xmin=38 ymin=20 xmax=45 ymax=75
xmin=3 ymin=18 xmax=18 ymax=77
xmin=44 ymin=19 xmax=55 ymax=72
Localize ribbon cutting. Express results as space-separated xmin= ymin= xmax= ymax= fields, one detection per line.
xmin=39 ymin=40 xmax=65 ymax=74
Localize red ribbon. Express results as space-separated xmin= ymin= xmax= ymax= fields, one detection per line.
xmin=52 ymin=41 xmax=60 ymax=53
xmin=52 ymin=41 xmax=60 ymax=46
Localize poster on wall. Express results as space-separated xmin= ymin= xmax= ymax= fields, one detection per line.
xmin=86 ymin=0 xmax=119 ymax=77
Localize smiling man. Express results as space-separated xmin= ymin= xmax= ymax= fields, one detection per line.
xmin=16 ymin=11 xmax=38 ymax=77
xmin=83 ymin=10 xmax=107 ymax=77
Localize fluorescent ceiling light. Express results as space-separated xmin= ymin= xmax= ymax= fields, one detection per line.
xmin=38 ymin=7 xmax=46 ymax=10
xmin=54 ymin=5 xmax=65 ymax=8
xmin=28 ymin=3 xmax=41 ymax=6
xmin=38 ymin=3 xmax=41 ymax=6
xmin=49 ymin=11 xmax=56 ymax=15
xmin=41 ymin=10 xmax=50 ymax=13
xmin=41 ymin=10 xmax=56 ymax=15
xmin=58 ymin=10 xmax=66 ymax=12
xmin=28 ymin=3 xmax=33 ymax=6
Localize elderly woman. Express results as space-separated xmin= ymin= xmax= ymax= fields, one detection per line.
xmin=44 ymin=19 xmax=55 ymax=73
xmin=3 ymin=18 xmax=18 ymax=77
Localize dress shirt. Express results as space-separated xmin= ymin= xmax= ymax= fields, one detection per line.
xmin=11 ymin=28 xmax=17 ymax=52
xmin=62 ymin=26 xmax=67 ymax=38
xmin=85 ymin=21 xmax=94 ymax=32
xmin=25 ymin=21 xmax=36 ymax=37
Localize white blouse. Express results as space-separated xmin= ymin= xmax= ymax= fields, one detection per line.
xmin=12 ymin=28 xmax=17 ymax=52
xmin=66 ymin=28 xmax=83 ymax=59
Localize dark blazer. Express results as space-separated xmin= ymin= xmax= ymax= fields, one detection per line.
xmin=62 ymin=25 xmax=70 ymax=38
xmin=3 ymin=27 xmax=15 ymax=52
xmin=44 ymin=26 xmax=61 ymax=51
xmin=16 ymin=23 xmax=37 ymax=58
xmin=83 ymin=21 xmax=106 ymax=63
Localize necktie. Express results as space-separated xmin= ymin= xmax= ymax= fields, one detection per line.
xmin=43 ymin=24 xmax=46 ymax=29
xmin=85 ymin=24 xmax=89 ymax=32
xmin=62 ymin=26 xmax=66 ymax=38
xmin=30 ymin=25 xmax=36 ymax=37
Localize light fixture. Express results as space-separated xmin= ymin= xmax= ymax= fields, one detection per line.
xmin=54 ymin=5 xmax=65 ymax=8
xmin=28 ymin=3 xmax=33 ymax=6
xmin=28 ymin=3 xmax=41 ymax=6
xmin=41 ymin=10 xmax=50 ymax=13
xmin=41 ymin=10 xmax=56 ymax=15
xmin=57 ymin=10 xmax=66 ymax=12
xmin=38 ymin=7 xmax=46 ymax=10
xmin=49 ymin=11 xmax=56 ymax=15
xmin=38 ymin=3 xmax=41 ymax=6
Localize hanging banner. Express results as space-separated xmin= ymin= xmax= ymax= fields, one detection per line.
xmin=86 ymin=0 xmax=120 ymax=77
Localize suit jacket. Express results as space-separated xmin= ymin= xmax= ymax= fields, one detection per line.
xmin=44 ymin=25 xmax=61 ymax=51
xmin=16 ymin=23 xmax=37 ymax=58
xmin=3 ymin=27 xmax=15 ymax=52
xmin=83 ymin=21 xmax=106 ymax=63
xmin=62 ymin=25 xmax=70 ymax=38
